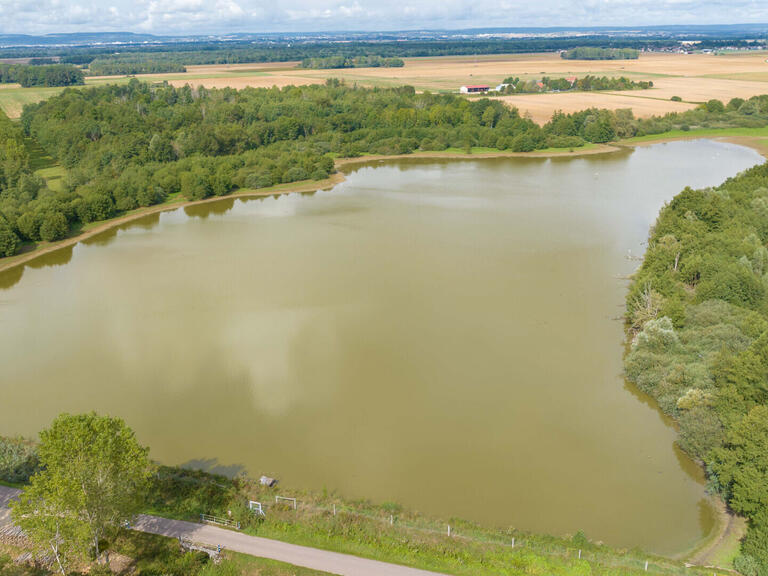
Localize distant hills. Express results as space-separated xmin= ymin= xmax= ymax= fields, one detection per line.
xmin=1 ymin=24 xmax=768 ymax=48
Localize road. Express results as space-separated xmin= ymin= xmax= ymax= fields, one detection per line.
xmin=0 ymin=485 xmax=447 ymax=576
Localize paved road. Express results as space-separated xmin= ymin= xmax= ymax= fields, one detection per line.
xmin=0 ymin=485 xmax=446 ymax=576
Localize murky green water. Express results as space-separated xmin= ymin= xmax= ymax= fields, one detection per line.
xmin=0 ymin=141 xmax=763 ymax=553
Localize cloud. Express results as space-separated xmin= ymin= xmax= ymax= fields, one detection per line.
xmin=0 ymin=0 xmax=767 ymax=35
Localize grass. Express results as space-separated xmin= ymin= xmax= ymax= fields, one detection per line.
xmin=0 ymin=530 xmax=331 ymax=576
xmin=0 ymin=78 xmax=129 ymax=119
xmin=141 ymin=467 xmax=732 ymax=576
xmin=439 ymin=143 xmax=602 ymax=154
xmin=705 ymin=515 xmax=748 ymax=570
xmin=622 ymin=124 xmax=768 ymax=144
xmin=213 ymin=553 xmax=331 ymax=576
xmin=34 ymin=165 xmax=67 ymax=192
xmin=0 ymin=86 xmax=67 ymax=118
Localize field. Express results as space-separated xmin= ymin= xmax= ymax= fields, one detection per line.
xmin=2 ymin=51 xmax=768 ymax=124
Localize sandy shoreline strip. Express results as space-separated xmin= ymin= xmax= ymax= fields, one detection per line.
xmin=0 ymin=135 xmax=764 ymax=277
xmin=0 ymin=145 xmax=621 ymax=275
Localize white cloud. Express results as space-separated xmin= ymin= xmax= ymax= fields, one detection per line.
xmin=0 ymin=0 xmax=766 ymax=34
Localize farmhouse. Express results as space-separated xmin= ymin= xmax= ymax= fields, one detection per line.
xmin=460 ymin=84 xmax=490 ymax=94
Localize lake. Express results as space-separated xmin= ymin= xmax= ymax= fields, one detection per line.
xmin=0 ymin=140 xmax=762 ymax=554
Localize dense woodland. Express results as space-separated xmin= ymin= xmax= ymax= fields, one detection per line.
xmin=499 ymin=75 xmax=653 ymax=94
xmin=299 ymin=55 xmax=404 ymax=69
xmin=561 ymin=47 xmax=640 ymax=60
xmin=0 ymin=63 xmax=84 ymax=87
xmin=88 ymin=56 xmax=186 ymax=76
xmin=625 ymin=162 xmax=768 ymax=573
xmin=1 ymin=82 xmax=768 ymax=261
xmin=0 ymin=37 xmax=689 ymax=70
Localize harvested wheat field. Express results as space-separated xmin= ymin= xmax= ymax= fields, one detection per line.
xmin=493 ymin=92 xmax=697 ymax=123
xmin=4 ymin=51 xmax=768 ymax=123
xmin=290 ymin=51 xmax=768 ymax=122
xmin=164 ymin=75 xmax=324 ymax=90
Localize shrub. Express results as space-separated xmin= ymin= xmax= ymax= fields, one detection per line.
xmin=0 ymin=220 xmax=18 ymax=257
xmin=39 ymin=211 xmax=69 ymax=242
xmin=0 ymin=436 xmax=38 ymax=483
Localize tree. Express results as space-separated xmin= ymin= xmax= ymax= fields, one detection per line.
xmin=710 ymin=406 xmax=768 ymax=517
xmin=12 ymin=480 xmax=89 ymax=575
xmin=0 ymin=219 xmax=18 ymax=257
xmin=39 ymin=212 xmax=69 ymax=242
xmin=11 ymin=413 xmax=151 ymax=566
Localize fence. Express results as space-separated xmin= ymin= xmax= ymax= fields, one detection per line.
xmin=242 ymin=494 xmax=722 ymax=576
xmin=248 ymin=501 xmax=265 ymax=516
xmin=200 ymin=513 xmax=240 ymax=530
xmin=274 ymin=495 xmax=297 ymax=510
xmin=180 ymin=536 xmax=224 ymax=563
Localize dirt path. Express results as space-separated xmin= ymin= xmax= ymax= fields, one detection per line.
xmin=686 ymin=498 xmax=746 ymax=569
xmin=0 ymin=486 xmax=446 ymax=576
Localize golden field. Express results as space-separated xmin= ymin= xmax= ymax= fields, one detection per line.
xmin=2 ymin=51 xmax=768 ymax=123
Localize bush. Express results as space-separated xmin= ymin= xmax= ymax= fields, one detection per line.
xmin=0 ymin=220 xmax=18 ymax=256
xmin=704 ymin=99 xmax=726 ymax=113
xmin=0 ymin=436 xmax=38 ymax=483
xmin=734 ymin=554 xmax=760 ymax=576
xmin=39 ymin=211 xmax=69 ymax=242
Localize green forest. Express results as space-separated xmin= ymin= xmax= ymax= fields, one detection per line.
xmin=499 ymin=75 xmax=653 ymax=93
xmin=561 ymin=47 xmax=641 ymax=60
xmin=88 ymin=56 xmax=187 ymax=76
xmin=0 ymin=63 xmax=85 ymax=87
xmin=299 ymin=55 xmax=405 ymax=69
xmin=1 ymin=81 xmax=768 ymax=260
xmin=0 ymin=38 xmax=670 ymax=67
xmin=625 ymin=160 xmax=768 ymax=574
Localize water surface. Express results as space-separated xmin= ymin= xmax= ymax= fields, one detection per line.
xmin=0 ymin=140 xmax=762 ymax=553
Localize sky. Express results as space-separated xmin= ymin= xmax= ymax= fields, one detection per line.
xmin=0 ymin=0 xmax=767 ymax=36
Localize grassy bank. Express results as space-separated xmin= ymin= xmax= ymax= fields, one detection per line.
xmin=140 ymin=467 xmax=731 ymax=576
xmin=3 ymin=464 xmax=724 ymax=576
xmin=622 ymin=125 xmax=768 ymax=144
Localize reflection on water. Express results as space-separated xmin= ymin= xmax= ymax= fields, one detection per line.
xmin=184 ymin=198 xmax=236 ymax=219
xmin=0 ymin=265 xmax=23 ymax=290
xmin=0 ymin=140 xmax=763 ymax=554
xmin=26 ymin=244 xmax=74 ymax=269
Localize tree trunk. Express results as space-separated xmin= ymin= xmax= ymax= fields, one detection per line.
xmin=93 ymin=532 xmax=100 ymax=563
xmin=51 ymin=524 xmax=65 ymax=576
xmin=51 ymin=543 xmax=65 ymax=576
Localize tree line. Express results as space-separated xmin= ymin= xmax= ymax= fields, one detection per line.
xmin=299 ymin=55 xmax=405 ymax=69
xmin=561 ymin=47 xmax=640 ymax=60
xmin=499 ymin=75 xmax=653 ymax=94
xmin=0 ymin=37 xmax=677 ymax=69
xmin=0 ymin=63 xmax=84 ymax=87
xmin=88 ymin=56 xmax=186 ymax=76
xmin=625 ymin=162 xmax=768 ymax=574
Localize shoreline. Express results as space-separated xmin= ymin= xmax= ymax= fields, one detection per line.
xmin=0 ymin=135 xmax=759 ymax=567
xmin=0 ymin=144 xmax=620 ymax=276
xmin=1 ymin=133 xmax=765 ymax=277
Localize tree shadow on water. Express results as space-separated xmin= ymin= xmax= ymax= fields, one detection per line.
xmin=178 ymin=458 xmax=247 ymax=479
